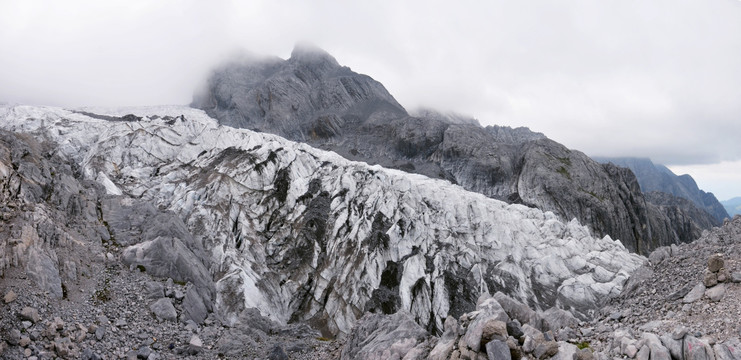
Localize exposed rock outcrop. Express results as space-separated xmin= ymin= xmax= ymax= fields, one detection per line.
xmin=192 ymin=44 xmax=714 ymax=254
xmin=596 ymin=157 xmax=729 ymax=223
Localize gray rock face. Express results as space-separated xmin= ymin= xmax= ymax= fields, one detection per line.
xmin=644 ymin=191 xmax=720 ymax=245
xmin=191 ymin=44 xmax=706 ymax=255
xmin=340 ymin=311 xmax=430 ymax=360
xmin=595 ymin=157 xmax=729 ymax=223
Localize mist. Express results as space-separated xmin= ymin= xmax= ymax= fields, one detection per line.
xmin=1 ymin=0 xmax=740 ymax=197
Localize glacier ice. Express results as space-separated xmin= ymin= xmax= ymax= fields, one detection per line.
xmin=0 ymin=105 xmax=645 ymax=335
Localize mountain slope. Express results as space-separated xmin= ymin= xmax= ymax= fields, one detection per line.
xmin=0 ymin=105 xmax=644 ymax=336
xmin=192 ymin=44 xmax=715 ymax=254
xmin=722 ymin=197 xmax=741 ymax=217
xmin=595 ymin=157 xmax=729 ymax=223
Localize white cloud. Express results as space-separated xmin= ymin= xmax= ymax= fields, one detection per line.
xmin=0 ymin=0 xmax=739 ymax=197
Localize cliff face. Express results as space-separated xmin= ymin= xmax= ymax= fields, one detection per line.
xmin=192 ymin=45 xmax=714 ymax=254
xmin=595 ymin=157 xmax=729 ymax=223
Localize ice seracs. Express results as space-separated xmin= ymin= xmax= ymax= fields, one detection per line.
xmin=0 ymin=105 xmax=645 ymax=335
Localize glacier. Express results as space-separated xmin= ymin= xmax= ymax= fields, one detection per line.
xmin=0 ymin=105 xmax=644 ymax=336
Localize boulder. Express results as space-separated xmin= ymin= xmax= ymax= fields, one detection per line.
xmin=144 ymin=282 xmax=164 ymax=299
xmin=485 ymin=339 xmax=511 ymax=360
xmin=704 ymin=271 xmax=718 ymax=288
xmin=705 ymin=283 xmax=726 ymax=302
xmin=540 ymin=307 xmax=579 ymax=331
xmin=684 ymin=336 xmax=713 ymax=360
xmin=683 ymin=283 xmax=706 ymax=303
xmin=4 ymin=290 xmax=17 ymax=303
xmin=660 ymin=334 xmax=683 ymax=359
xmin=20 ymin=307 xmax=40 ymax=323
xmin=533 ymin=340 xmax=559 ymax=359
xmin=340 ymin=311 xmax=429 ymax=360
xmin=182 ymin=286 xmax=209 ymax=324
xmin=25 ymin=248 xmax=63 ymax=298
xmin=642 ymin=332 xmax=670 ymax=360
xmin=150 ymin=298 xmax=177 ymax=322
xmin=708 ymin=254 xmax=724 ymax=273
xmin=428 ymin=316 xmax=459 ymax=360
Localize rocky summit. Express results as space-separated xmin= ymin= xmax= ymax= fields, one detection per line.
xmin=193 ymin=44 xmax=722 ymax=254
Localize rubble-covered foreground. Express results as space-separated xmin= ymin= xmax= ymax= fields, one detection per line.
xmin=340 ymin=216 xmax=741 ymax=360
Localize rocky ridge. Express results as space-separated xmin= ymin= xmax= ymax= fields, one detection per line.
xmin=722 ymin=197 xmax=741 ymax=217
xmin=192 ymin=44 xmax=718 ymax=254
xmin=595 ymin=157 xmax=729 ymax=224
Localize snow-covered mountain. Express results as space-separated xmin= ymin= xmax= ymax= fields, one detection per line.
xmin=0 ymin=105 xmax=644 ymax=336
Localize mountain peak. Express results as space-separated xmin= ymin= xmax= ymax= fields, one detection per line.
xmin=289 ymin=42 xmax=339 ymax=67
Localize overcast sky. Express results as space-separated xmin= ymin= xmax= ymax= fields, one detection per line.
xmin=1 ymin=0 xmax=740 ymax=200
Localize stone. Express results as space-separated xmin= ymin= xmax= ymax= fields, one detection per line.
xmin=493 ymin=292 xmax=540 ymax=328
xmin=731 ymin=272 xmax=741 ymax=283
xmin=429 ymin=316 xmax=459 ymax=360
xmin=137 ymin=346 xmax=153 ymax=359
xmin=7 ymin=329 xmax=21 ymax=345
xmin=573 ymin=348 xmax=594 ymax=360
xmin=4 ymin=289 xmax=17 ymax=303
xmin=19 ymin=335 xmax=31 ymax=347
xmin=683 ymin=336 xmax=712 ymax=360
xmin=551 ymin=342 xmax=577 ymax=360
xmin=144 ymin=282 xmax=164 ymax=299
xmin=187 ymin=335 xmax=202 ymax=355
xmin=540 ymin=307 xmax=579 ymax=331
xmin=715 ymin=338 xmax=741 ymax=360
xmin=660 ymin=333 xmax=683 ymax=360
xmin=340 ymin=311 xmax=429 ymax=360
xmin=672 ymin=326 xmax=689 ymax=340
xmin=625 ymin=344 xmax=638 ymax=358
xmin=708 ymin=254 xmax=724 ymax=273
xmin=533 ymin=340 xmax=559 ymax=359
xmin=704 ymin=271 xmax=718 ymax=288
xmin=95 ymin=326 xmax=105 ymax=340
xmin=506 ymin=320 xmax=524 ymax=339
xmin=643 ymin=333 xmax=670 ymax=360
xmin=25 ymin=248 xmax=64 ymax=298
xmin=683 ymin=283 xmax=706 ymax=303
xmin=522 ymin=336 xmax=536 ymax=354
xmin=717 ymin=268 xmax=730 ymax=283
xmin=182 ymin=286 xmax=208 ymax=324
xmin=636 ymin=345 xmax=650 ymax=360
xmin=267 ymin=344 xmax=289 ymax=360
xmin=81 ymin=348 xmax=103 ymax=360
xmin=20 ymin=306 xmax=41 ymax=323
xmin=648 ymin=246 xmax=671 ymax=265
xmin=150 ymin=298 xmax=177 ymax=322
xmin=485 ymin=339 xmax=511 ymax=360
xmin=705 ymin=284 xmax=726 ymax=302
xmin=555 ymin=327 xmax=576 ymax=342
xmin=480 ymin=319 xmax=508 ymax=348
xmin=52 ymin=316 xmax=65 ymax=330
